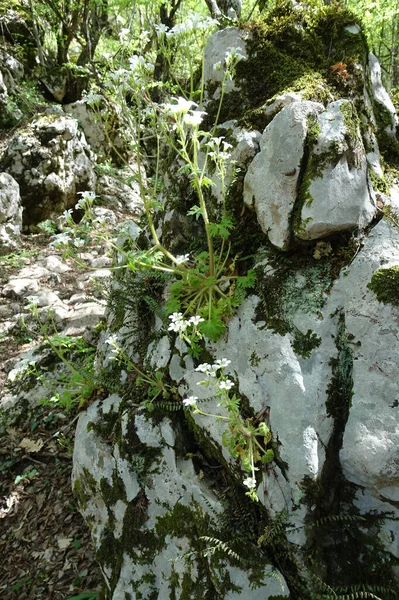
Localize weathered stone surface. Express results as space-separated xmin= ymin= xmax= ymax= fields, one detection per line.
xmin=337 ymin=220 xmax=399 ymax=506
xmin=96 ymin=174 xmax=143 ymax=214
xmin=244 ymin=101 xmax=323 ymax=250
xmin=0 ymin=113 xmax=96 ymax=230
xmin=0 ymin=4 xmax=34 ymax=47
xmin=263 ymin=92 xmax=302 ymax=119
xmin=204 ymin=27 xmax=249 ymax=98
xmin=296 ymin=100 xmax=376 ymax=240
xmin=64 ymin=101 xmax=132 ymax=164
xmin=368 ymin=52 xmax=398 ymax=136
xmin=72 ymin=396 xmax=289 ymax=599
xmin=64 ymin=101 xmax=106 ymax=154
xmin=0 ymin=172 xmax=22 ymax=255
xmin=0 ymin=48 xmax=24 ymax=89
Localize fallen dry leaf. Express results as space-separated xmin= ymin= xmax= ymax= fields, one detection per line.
xmin=57 ymin=538 xmax=73 ymax=550
xmin=19 ymin=438 xmax=44 ymax=453
xmin=0 ymin=492 xmax=20 ymax=518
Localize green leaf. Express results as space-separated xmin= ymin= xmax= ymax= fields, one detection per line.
xmin=236 ymin=269 xmax=256 ymax=289
xmin=261 ymin=449 xmax=274 ymax=463
xmin=198 ymin=313 xmax=226 ymax=341
xmin=209 ymin=216 xmax=234 ymax=239
xmin=187 ymin=205 xmax=202 ymax=220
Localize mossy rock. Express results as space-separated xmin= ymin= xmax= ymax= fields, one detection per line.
xmin=367 ymin=265 xmax=399 ymax=306
xmin=207 ymin=1 xmax=367 ymax=127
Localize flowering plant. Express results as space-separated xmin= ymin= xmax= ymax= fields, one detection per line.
xmin=183 ymin=359 xmax=274 ymax=501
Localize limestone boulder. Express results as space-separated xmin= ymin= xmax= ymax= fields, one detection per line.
xmin=0 ymin=4 xmax=34 ymax=47
xmin=0 ymin=172 xmax=22 ymax=255
xmin=203 ymin=27 xmax=250 ymax=99
xmin=368 ymin=52 xmax=398 ymax=136
xmin=338 ymin=220 xmax=399 ymax=508
xmin=244 ymin=101 xmax=323 ymax=250
xmin=0 ymin=113 xmax=96 ymax=230
xmin=64 ymin=100 xmax=131 ymax=164
xmin=296 ymin=100 xmax=376 ymax=240
xmin=0 ymin=48 xmax=24 ymax=88
xmin=72 ymin=394 xmax=289 ymax=599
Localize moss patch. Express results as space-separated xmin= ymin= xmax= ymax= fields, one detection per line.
xmin=367 ymin=265 xmax=399 ymax=306
xmin=239 ymin=3 xmax=366 ymax=107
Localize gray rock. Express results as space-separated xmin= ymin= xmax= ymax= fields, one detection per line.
xmin=244 ymin=101 xmax=323 ymax=250
xmin=72 ymin=397 xmax=289 ymax=599
xmin=368 ymin=53 xmax=398 ymax=135
xmin=0 ymin=113 xmax=96 ymax=230
xmin=264 ymin=92 xmax=303 ymax=118
xmin=64 ymin=101 xmax=130 ymax=162
xmin=63 ymin=301 xmax=106 ymax=336
xmin=337 ymin=220 xmax=399 ymax=505
xmin=42 ymin=255 xmax=71 ymax=274
xmin=296 ymin=100 xmax=376 ymax=240
xmin=3 ymin=277 xmax=39 ymax=297
xmin=64 ymin=100 xmax=108 ymax=155
xmin=96 ymin=173 xmax=144 ymax=215
xmin=0 ymin=173 xmax=22 ymax=255
xmin=0 ymin=49 xmax=24 ymax=88
xmin=204 ymin=27 xmax=249 ymax=98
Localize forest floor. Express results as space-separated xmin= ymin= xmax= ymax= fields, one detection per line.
xmin=0 ymin=233 xmax=107 ymax=599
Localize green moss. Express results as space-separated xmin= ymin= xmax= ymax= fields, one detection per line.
xmin=100 ymin=471 xmax=127 ymax=506
xmin=367 ymin=265 xmax=399 ymax=306
xmin=292 ymin=328 xmax=322 ymax=359
xmin=73 ymin=467 xmax=99 ymax=511
xmin=241 ymin=3 xmax=365 ymax=105
xmin=326 ymin=313 xmax=354 ymax=419
xmin=368 ymin=168 xmax=389 ymax=194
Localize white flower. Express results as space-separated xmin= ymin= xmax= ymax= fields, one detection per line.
xmin=218 ymin=379 xmax=234 ymax=391
xmin=183 ymin=396 xmax=198 ymax=407
xmin=164 ymin=97 xmax=197 ymax=115
xmin=175 ymin=254 xmax=190 ymax=264
xmin=73 ymin=237 xmax=85 ymax=248
xmin=155 ymin=23 xmax=169 ymax=36
xmin=50 ymin=232 xmax=71 ymax=247
xmin=183 ymin=110 xmax=206 ymax=127
xmin=214 ymin=358 xmax=231 ymax=368
xmin=129 ymin=55 xmax=147 ymax=71
xmin=119 ymin=28 xmax=130 ymax=42
xmin=195 ymin=363 xmax=211 ymax=373
xmin=105 ymin=334 xmax=118 ymax=346
xmin=168 ymin=313 xmax=188 ymax=334
xmin=169 ymin=312 xmax=183 ymax=322
xmin=243 ymin=476 xmax=256 ymax=489
xmin=189 ymin=316 xmax=204 ymax=326
xmin=26 ymin=295 xmax=39 ymax=306
xmin=59 ymin=208 xmax=73 ymax=223
xmin=225 ymin=47 xmax=246 ymax=64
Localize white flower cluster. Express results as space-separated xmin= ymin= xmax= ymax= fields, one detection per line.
xmin=207 ymin=136 xmax=233 ymax=162
xmin=195 ymin=359 xmax=234 ymax=391
xmin=163 ymin=97 xmax=207 ymax=128
xmin=165 ymin=12 xmax=217 ymax=38
xmin=213 ymin=47 xmax=246 ymax=76
xmin=175 ymin=254 xmax=190 ymax=265
xmin=105 ymin=333 xmax=121 ymax=360
xmin=168 ymin=312 xmax=204 ymax=334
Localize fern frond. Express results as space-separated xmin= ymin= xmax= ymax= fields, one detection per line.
xmin=154 ymin=400 xmax=182 ymax=411
xmin=306 ymin=515 xmax=366 ymax=530
xmin=199 ymin=536 xmax=242 ymax=562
